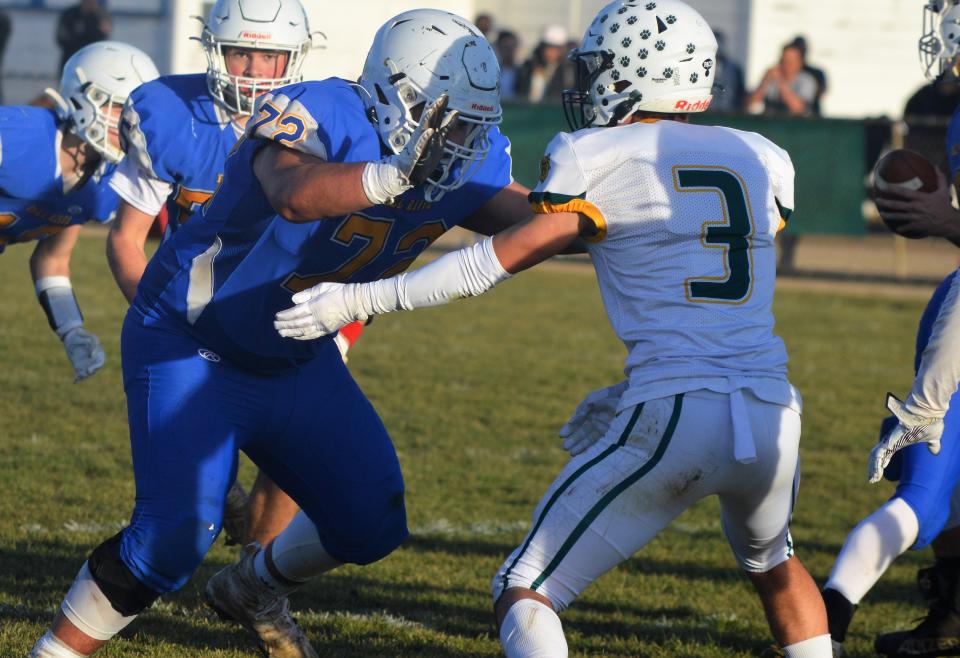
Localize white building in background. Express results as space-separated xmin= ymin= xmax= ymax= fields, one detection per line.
xmin=475 ymin=0 xmax=929 ymax=120
xmin=0 ymin=0 xmax=472 ymax=103
xmin=0 ymin=0 xmax=934 ymax=119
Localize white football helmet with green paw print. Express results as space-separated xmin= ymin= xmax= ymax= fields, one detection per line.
xmin=564 ymin=0 xmax=717 ymax=130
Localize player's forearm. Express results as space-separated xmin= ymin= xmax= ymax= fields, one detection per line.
xmin=106 ymin=232 xmax=148 ymax=304
xmin=29 ymin=226 xmax=79 ymax=282
xmin=30 ymin=238 xmax=85 ymax=339
xmin=906 ymin=269 xmax=960 ymax=418
xmin=255 ymin=146 xmax=370 ymax=222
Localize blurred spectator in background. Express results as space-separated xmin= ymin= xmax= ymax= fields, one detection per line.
xmin=789 ymin=35 xmax=827 ymax=114
xmin=903 ymin=73 xmax=960 ymax=173
xmin=747 ymin=40 xmax=818 ymax=116
xmin=0 ymin=12 xmax=11 ymax=105
xmin=711 ymin=31 xmax=745 ymax=113
xmin=475 ymin=14 xmax=493 ymax=40
xmin=56 ymin=0 xmax=111 ymax=70
xmin=496 ymin=30 xmax=520 ymax=101
xmin=516 ymin=24 xmax=575 ymax=104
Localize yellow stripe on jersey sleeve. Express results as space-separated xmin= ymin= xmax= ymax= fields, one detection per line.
xmin=530 ymin=198 xmax=607 ymax=243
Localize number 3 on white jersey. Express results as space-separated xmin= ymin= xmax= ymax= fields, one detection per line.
xmin=673 ymin=165 xmax=756 ymax=305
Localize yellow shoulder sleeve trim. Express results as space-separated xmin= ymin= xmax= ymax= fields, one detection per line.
xmin=530 ymin=198 xmax=607 ymax=243
xmin=777 ymin=218 xmax=786 ymax=234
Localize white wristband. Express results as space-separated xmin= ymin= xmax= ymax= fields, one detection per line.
xmin=361 ymin=158 xmax=413 ymax=206
xmin=36 ymin=276 xmax=83 ymax=338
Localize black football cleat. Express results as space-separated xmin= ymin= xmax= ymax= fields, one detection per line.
xmin=876 ymin=561 xmax=960 ymax=657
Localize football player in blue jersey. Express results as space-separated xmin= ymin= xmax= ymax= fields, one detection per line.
xmin=29 ymin=10 xmax=534 ymax=658
xmin=1 ymin=41 xmax=156 ymax=384
xmin=106 ymin=0 xmax=327 ymax=551
xmin=821 ymin=3 xmax=960 ymax=656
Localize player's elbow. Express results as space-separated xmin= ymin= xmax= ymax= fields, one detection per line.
xmin=268 ymin=186 xmax=314 ymax=223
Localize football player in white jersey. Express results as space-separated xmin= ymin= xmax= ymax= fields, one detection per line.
xmin=272 ymin=1 xmax=831 ymax=655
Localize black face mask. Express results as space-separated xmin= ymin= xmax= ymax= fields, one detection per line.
xmin=562 ymin=50 xmax=644 ymax=131
xmin=562 ymin=50 xmax=614 ymax=131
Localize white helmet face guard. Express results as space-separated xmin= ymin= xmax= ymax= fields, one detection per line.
xmin=389 ymin=81 xmax=500 ymax=201
xmin=202 ymin=32 xmax=309 ymax=115
xmin=200 ymin=0 xmax=313 ymax=116
xmin=77 ymin=82 xmax=127 ymax=163
xmin=921 ymin=0 xmax=960 ymax=78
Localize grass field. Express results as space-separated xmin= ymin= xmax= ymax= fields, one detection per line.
xmin=0 ymin=230 xmax=946 ymax=657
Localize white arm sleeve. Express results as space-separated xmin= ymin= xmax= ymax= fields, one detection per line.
xmin=356 ymin=238 xmax=511 ymax=315
xmin=108 ymin=155 xmax=173 ymax=218
xmin=906 ymin=269 xmax=960 ymax=418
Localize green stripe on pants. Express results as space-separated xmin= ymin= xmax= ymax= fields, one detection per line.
xmin=497 ymin=402 xmax=646 ymax=599
xmin=531 ymin=393 xmax=685 ymax=591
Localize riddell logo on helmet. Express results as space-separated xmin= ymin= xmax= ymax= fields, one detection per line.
xmin=675 ymin=98 xmax=712 ymax=111
xmin=240 ymin=31 xmax=272 ymax=40
xmin=471 ymin=103 xmax=495 ymax=112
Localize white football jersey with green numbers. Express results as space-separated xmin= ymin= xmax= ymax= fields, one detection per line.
xmin=530 ymin=119 xmax=799 ymax=412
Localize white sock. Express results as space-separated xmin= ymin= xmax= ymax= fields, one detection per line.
xmin=29 ymin=630 xmax=87 ymax=657
xmin=254 ymin=511 xmax=340 ymax=596
xmin=499 ymin=598 xmax=568 ymax=658
xmin=825 ymin=497 xmax=919 ymax=604
xmin=782 ymin=633 xmax=834 ymax=657
xmin=60 ymin=562 xmax=138 ymax=641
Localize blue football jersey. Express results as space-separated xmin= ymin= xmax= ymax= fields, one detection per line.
xmin=0 ymin=106 xmax=117 ymax=253
xmin=136 ymin=78 xmax=513 ymax=371
xmin=947 ymin=105 xmax=960 ymax=182
xmin=120 ymin=73 xmax=239 ymax=227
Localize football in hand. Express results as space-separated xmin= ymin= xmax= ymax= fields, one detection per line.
xmin=873 ymin=149 xmax=939 ymax=239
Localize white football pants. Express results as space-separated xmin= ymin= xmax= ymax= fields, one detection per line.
xmin=493 ymin=388 xmax=801 ymax=610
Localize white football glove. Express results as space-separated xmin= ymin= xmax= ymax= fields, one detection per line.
xmin=559 ymin=380 xmax=628 ymax=456
xmin=274 ymin=282 xmax=368 ymax=341
xmin=362 ymin=93 xmax=460 ymax=204
xmin=867 ymin=393 xmax=945 ymax=483
xmin=63 ymin=326 xmax=105 ymax=383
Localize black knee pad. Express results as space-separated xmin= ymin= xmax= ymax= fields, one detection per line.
xmin=87 ymin=531 xmax=162 ymax=617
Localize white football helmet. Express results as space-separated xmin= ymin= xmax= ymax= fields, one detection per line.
xmin=200 ymin=0 xmax=313 ymax=115
xmin=564 ymin=0 xmax=717 ymax=130
xmin=921 ymin=0 xmax=960 ymax=78
xmin=359 ymin=9 xmax=502 ymax=202
xmin=45 ymin=41 xmax=159 ymax=163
